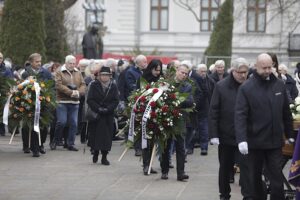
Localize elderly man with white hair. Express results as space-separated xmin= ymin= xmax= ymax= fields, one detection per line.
xmin=278 ymin=64 xmax=298 ymax=102
xmin=50 ymin=55 xmax=86 ymax=151
xmin=209 ymin=57 xmax=249 ymax=200
xmin=235 ymin=53 xmax=294 ymax=199
xmin=210 ymin=60 xmax=228 ymax=83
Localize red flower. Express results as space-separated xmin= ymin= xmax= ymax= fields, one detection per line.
xmin=134 ymin=96 xmax=139 ymax=101
xmin=134 ymin=108 xmax=138 ymax=113
xmin=148 ymin=123 xmax=155 ymax=129
xmin=150 ymin=101 xmax=156 ymax=107
xmin=139 ymin=106 xmax=145 ymax=112
xmin=150 ymin=111 xmax=157 ymax=118
xmin=161 ymin=105 xmax=168 ymax=112
xmin=140 ymin=96 xmax=146 ymax=102
xmin=152 ymin=88 xmax=159 ymax=94
xmin=162 ymin=121 xmax=169 ymax=127
xmin=145 ymin=84 xmax=151 ymax=90
xmin=172 ymin=109 xmax=180 ymax=117
xmin=169 ymin=93 xmax=176 ymax=99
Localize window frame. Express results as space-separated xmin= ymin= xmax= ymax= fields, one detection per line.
xmin=247 ymin=0 xmax=267 ymax=32
xmin=150 ymin=0 xmax=169 ymax=31
xmin=200 ymin=0 xmax=220 ymax=32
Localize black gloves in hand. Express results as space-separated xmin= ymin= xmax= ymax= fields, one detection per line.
xmin=98 ymin=107 xmax=108 ymax=114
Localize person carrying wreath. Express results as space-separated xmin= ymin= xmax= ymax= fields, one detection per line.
xmin=87 ymin=66 xmax=119 ymax=165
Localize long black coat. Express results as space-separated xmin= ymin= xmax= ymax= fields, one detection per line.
xmin=87 ymin=80 xmax=119 ymax=151
xmin=235 ymin=72 xmax=293 ymax=149
xmin=209 ymin=73 xmax=241 ymax=146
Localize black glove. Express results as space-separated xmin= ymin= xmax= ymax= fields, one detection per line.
xmin=98 ymin=107 xmax=108 ymax=114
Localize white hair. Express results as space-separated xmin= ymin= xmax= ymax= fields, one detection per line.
xmin=135 ymin=55 xmax=147 ymax=65
xmin=78 ymin=59 xmax=90 ymax=67
xmin=215 ymin=60 xmax=225 ymax=66
xmin=278 ymin=63 xmax=288 ymax=72
xmin=105 ymin=58 xmax=117 ymax=68
xmin=231 ymin=57 xmax=249 ymax=70
xmin=196 ymin=64 xmax=207 ymax=70
xmin=65 ymin=55 xmax=76 ymax=63
xmin=181 ymin=60 xmax=193 ymax=70
xmin=209 ymin=64 xmax=215 ymax=72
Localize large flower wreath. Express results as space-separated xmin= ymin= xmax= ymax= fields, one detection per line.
xmin=3 ymin=78 xmax=56 ymax=133
xmin=125 ymin=76 xmax=193 ymax=152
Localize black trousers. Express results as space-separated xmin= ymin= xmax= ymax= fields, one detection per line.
xmin=160 ymin=135 xmax=185 ymax=176
xmin=22 ymin=127 xmax=47 ymax=152
xmin=239 ymin=148 xmax=284 ymax=200
xmin=218 ymin=144 xmax=237 ymax=199
xmin=142 ymin=140 xmax=153 ymax=168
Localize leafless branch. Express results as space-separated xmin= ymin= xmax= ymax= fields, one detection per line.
xmin=173 ymin=0 xmax=201 ymax=22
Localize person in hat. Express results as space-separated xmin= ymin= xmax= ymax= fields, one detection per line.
xmin=86 ymin=66 xmax=119 ymax=165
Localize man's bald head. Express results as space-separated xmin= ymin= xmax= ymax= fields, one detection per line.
xmin=256 ymin=53 xmax=273 ymax=79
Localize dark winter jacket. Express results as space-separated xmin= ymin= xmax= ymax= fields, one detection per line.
xmin=87 ymin=79 xmax=119 ymax=151
xmin=209 ymin=71 xmax=229 ymax=83
xmin=0 ymin=62 xmax=13 ymax=78
xmin=284 ymin=74 xmax=298 ymax=101
xmin=209 ymin=73 xmax=242 ymax=146
xmin=125 ymin=66 xmax=142 ymax=95
xmin=235 ymin=71 xmax=293 ymax=149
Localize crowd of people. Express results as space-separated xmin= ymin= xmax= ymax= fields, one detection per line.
xmin=0 ymin=51 xmax=299 ymax=199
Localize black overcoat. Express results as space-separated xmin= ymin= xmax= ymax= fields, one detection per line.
xmin=87 ymin=79 xmax=119 ymax=151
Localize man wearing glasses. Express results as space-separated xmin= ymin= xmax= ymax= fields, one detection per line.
xmin=235 ymin=53 xmax=294 ymax=199
xmin=209 ymin=58 xmax=249 ymax=200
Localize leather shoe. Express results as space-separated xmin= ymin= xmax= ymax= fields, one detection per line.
xmin=101 ymin=158 xmax=110 ymax=165
xmin=39 ymin=146 xmax=46 ymax=154
xmin=177 ymin=174 xmax=189 ymax=181
xmin=161 ymin=173 xmax=168 ymax=180
xmin=92 ymin=155 xmax=98 ymax=163
xmin=32 ymin=151 xmax=40 ymax=157
xmin=68 ymin=146 xmax=78 ymax=151
xmin=201 ymin=149 xmax=208 ymax=156
xmin=23 ymin=147 xmax=31 ymax=153
xmin=50 ymin=142 xmax=56 ymax=150
xmin=150 ymin=168 xmax=157 ymax=174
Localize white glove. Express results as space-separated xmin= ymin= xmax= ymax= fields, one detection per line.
xmin=238 ymin=142 xmax=248 ymax=155
xmin=71 ymin=90 xmax=79 ymax=98
xmin=285 ymin=138 xmax=295 ymax=145
xmin=210 ymin=138 xmax=220 ymax=145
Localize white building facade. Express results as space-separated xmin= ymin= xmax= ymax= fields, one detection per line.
xmin=65 ymin=0 xmax=300 ymax=65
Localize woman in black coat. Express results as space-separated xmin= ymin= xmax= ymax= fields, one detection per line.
xmin=87 ymin=66 xmax=119 ymax=165
xmin=137 ymin=59 xmax=163 ymax=175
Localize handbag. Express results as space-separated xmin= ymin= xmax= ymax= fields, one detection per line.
xmin=85 ymin=106 xmax=98 ymax=121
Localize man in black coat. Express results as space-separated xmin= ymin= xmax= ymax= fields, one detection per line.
xmin=235 ymin=53 xmax=294 ymax=200
xmin=209 ymin=58 xmax=249 ymax=200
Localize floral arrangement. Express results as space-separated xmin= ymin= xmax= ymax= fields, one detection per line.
xmin=125 ymin=77 xmax=192 ymax=152
xmin=290 ymin=96 xmax=300 ymax=120
xmin=0 ymin=77 xmax=14 ymax=112
xmin=6 ymin=78 xmax=56 ymax=130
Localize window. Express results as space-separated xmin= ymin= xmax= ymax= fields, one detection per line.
xmin=247 ymin=0 xmax=266 ymax=32
xmin=200 ymin=0 xmax=220 ymax=31
xmin=150 ymin=0 xmax=169 ymax=30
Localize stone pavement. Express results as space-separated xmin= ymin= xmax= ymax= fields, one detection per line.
xmin=0 ymin=133 xmax=285 ymax=200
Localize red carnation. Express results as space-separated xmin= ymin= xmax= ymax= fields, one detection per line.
xmin=150 ymin=111 xmax=157 ymax=118
xmin=172 ymin=109 xmax=180 ymax=117
xmin=169 ymin=93 xmax=176 ymax=99
xmin=161 ymin=105 xmax=169 ymax=112
xmin=140 ymin=96 xmax=146 ymax=102
xmin=153 ymin=88 xmax=159 ymax=94
xmin=139 ymin=106 xmax=145 ymax=112
xmin=150 ymin=101 xmax=156 ymax=107
xmin=145 ymin=84 xmax=151 ymax=90
xmin=134 ymin=96 xmax=139 ymax=101
xmin=134 ymin=108 xmax=138 ymax=113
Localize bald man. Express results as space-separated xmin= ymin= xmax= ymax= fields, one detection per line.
xmin=235 ymin=53 xmax=294 ymax=200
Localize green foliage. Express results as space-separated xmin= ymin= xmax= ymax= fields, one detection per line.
xmin=204 ymin=0 xmax=233 ymax=68
xmin=44 ymin=0 xmax=68 ymax=62
xmin=122 ymin=45 xmax=161 ymax=56
xmin=0 ymin=0 xmax=46 ymax=65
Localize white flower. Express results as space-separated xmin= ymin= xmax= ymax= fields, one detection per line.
xmin=290 ymin=104 xmax=295 ymax=109
xmin=295 ymin=97 xmax=300 ymax=105
xmin=296 ymin=105 xmax=300 ymax=112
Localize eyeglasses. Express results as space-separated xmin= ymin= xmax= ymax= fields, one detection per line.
xmin=234 ymin=70 xmax=248 ymax=75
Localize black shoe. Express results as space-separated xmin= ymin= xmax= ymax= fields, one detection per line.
xmin=50 ymin=142 xmax=56 ymax=150
xmin=220 ymin=197 xmax=230 ymax=200
xmin=23 ymin=147 xmax=31 ymax=153
xmin=177 ymin=174 xmax=189 ymax=181
xmin=32 ymin=151 xmax=40 ymax=157
xmin=161 ymin=173 xmax=168 ymax=180
xmin=143 ymin=166 xmax=149 ymax=175
xmin=101 ymin=158 xmax=110 ymax=165
xmin=63 ymin=144 xmax=68 ymax=149
xmin=92 ymin=154 xmax=98 ymax=163
xmin=39 ymin=146 xmax=46 ymax=154
xmin=0 ymin=132 xmax=5 ymax=136
xmin=68 ymin=146 xmax=78 ymax=151
xmin=150 ymin=168 xmax=157 ymax=174
xmin=201 ymin=149 xmax=208 ymax=156
xmin=135 ymin=149 xmax=142 ymax=156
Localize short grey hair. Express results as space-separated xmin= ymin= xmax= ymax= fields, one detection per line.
xmin=278 ymin=63 xmax=288 ymax=72
xmin=215 ymin=60 xmax=225 ymax=66
xmin=181 ymin=60 xmax=193 ymax=70
xmin=135 ymin=55 xmax=147 ymax=65
xmin=105 ymin=58 xmax=117 ymax=68
xmin=65 ymin=55 xmax=76 ymax=63
xmin=231 ymin=57 xmax=249 ymax=70
xmin=196 ymin=64 xmax=207 ymax=70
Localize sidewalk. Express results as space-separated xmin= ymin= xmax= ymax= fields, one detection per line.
xmin=0 ymin=134 xmax=243 ymax=200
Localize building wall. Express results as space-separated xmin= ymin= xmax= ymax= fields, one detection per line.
xmin=65 ymin=0 xmax=300 ymax=64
